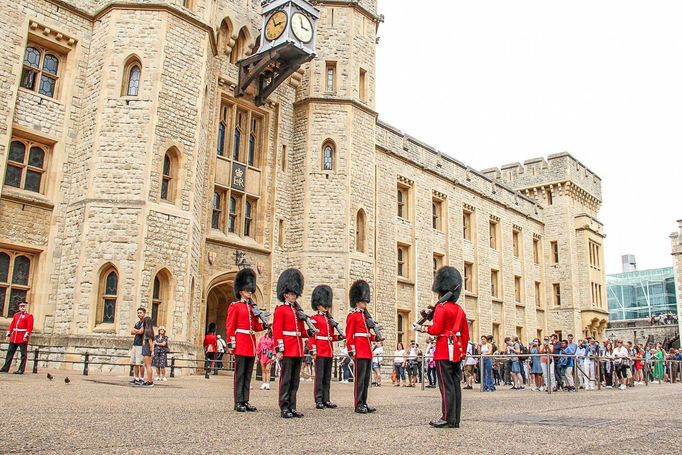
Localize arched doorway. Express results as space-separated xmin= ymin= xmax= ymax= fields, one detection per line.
xmin=204 ymin=271 xmax=265 ymax=340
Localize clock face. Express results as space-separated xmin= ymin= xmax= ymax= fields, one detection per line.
xmin=291 ymin=12 xmax=313 ymax=44
xmin=265 ymin=11 xmax=288 ymax=41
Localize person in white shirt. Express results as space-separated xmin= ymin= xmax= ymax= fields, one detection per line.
xmin=372 ymin=342 xmax=384 ymax=386
xmin=215 ymin=334 xmax=227 ymax=375
xmin=393 ymin=342 xmax=406 ymax=387
xmin=612 ymin=339 xmax=630 ymax=390
xmin=463 ymin=341 xmax=478 ymax=389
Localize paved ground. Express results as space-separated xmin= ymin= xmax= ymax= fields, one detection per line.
xmin=1 ymin=371 xmax=680 ymax=454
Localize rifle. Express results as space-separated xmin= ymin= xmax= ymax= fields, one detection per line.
xmin=412 ymin=290 xmax=454 ymax=329
xmin=363 ymin=309 xmax=384 ymax=341
xmin=327 ymin=314 xmax=345 ymax=340
xmin=248 ymin=298 xmax=271 ymax=327
xmin=294 ymin=301 xmax=319 ymax=335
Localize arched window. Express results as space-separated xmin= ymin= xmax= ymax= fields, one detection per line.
xmin=218 ymin=18 xmax=234 ymax=56
xmin=152 ymin=270 xmax=171 ymax=327
xmin=20 ymin=44 xmax=62 ymax=98
xmin=355 ymin=209 xmax=366 ymax=253
xmin=228 ymin=196 xmax=237 ymax=233
xmin=121 ymin=56 xmax=142 ymax=96
xmin=96 ymin=266 xmax=118 ymax=324
xmin=230 ymin=27 xmax=250 ymax=64
xmin=0 ymin=251 xmax=32 ymax=318
xmin=160 ymin=148 xmax=179 ymax=203
xmin=244 ymin=200 xmax=253 ymax=237
xmin=322 ymin=141 xmax=334 ymax=171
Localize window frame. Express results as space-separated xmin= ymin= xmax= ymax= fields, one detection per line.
xmin=397 ymin=183 xmax=410 ymax=220
xmin=514 ymin=275 xmax=522 ymax=303
xmin=512 ymin=230 xmax=520 ymax=258
xmin=96 ymin=266 xmax=118 ymax=325
xmin=463 ymin=209 xmax=473 ymax=241
xmin=20 ymin=43 xmax=63 ymax=99
xmin=325 ymin=61 xmax=337 ymax=93
xmin=0 ymin=250 xmax=33 ymax=319
xmin=355 ymin=209 xmax=367 ymax=253
xmin=397 ymin=244 xmax=410 ymax=279
xmin=432 ymin=197 xmax=443 ymax=231
xmin=550 ymin=241 xmax=559 ymax=264
xmin=4 ymin=138 xmax=50 ymax=194
xmin=552 ymin=283 xmax=561 ymax=306
xmin=491 ymin=269 xmax=500 ymax=299
xmin=489 ymin=220 xmax=499 ymax=250
xmin=321 ymin=141 xmax=335 ymax=171
xmin=464 ymin=262 xmax=474 ymax=293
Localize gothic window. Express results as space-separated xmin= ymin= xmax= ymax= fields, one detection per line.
xmin=96 ymin=266 xmax=118 ymax=324
xmin=0 ymin=251 xmax=33 ymax=318
xmin=355 ymin=209 xmax=366 ymax=253
xmin=322 ymin=141 xmax=334 ymax=171
xmin=228 ymin=196 xmax=237 ymax=233
xmin=325 ymin=62 xmax=336 ymax=92
xmin=248 ymin=116 xmax=261 ymax=167
xmin=244 ymin=199 xmax=255 ymax=237
xmin=4 ymin=139 xmax=49 ymax=193
xmin=21 ymin=44 xmax=62 ymax=98
xmin=217 ymin=105 xmax=229 ymax=156
xmin=161 ymin=153 xmax=172 ymax=201
xmin=397 ymin=244 xmax=409 ymax=278
xmin=218 ymin=18 xmax=233 ymax=56
xmin=230 ymin=27 xmax=250 ymax=64
xmin=152 ymin=270 xmax=171 ymax=327
xmin=212 ymin=191 xmax=223 ymax=229
xmin=233 ymin=111 xmax=244 ymax=162
xmin=122 ymin=56 xmax=142 ymax=97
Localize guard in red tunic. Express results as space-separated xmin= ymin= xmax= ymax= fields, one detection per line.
xmin=309 ymin=285 xmax=344 ymax=409
xmin=1 ymin=300 xmax=34 ymax=374
xmin=346 ymin=280 xmax=377 ymax=414
xmin=415 ymin=266 xmax=469 ymax=428
xmin=273 ymin=268 xmax=312 ymax=418
xmin=225 ymin=268 xmax=266 ymax=412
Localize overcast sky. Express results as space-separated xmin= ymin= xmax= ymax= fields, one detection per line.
xmin=375 ymin=0 xmax=682 ymax=275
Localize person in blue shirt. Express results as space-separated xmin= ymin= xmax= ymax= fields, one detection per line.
xmin=559 ymin=340 xmax=576 ymax=392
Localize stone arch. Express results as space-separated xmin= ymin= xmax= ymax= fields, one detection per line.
xmin=355 ymin=208 xmax=367 ymax=253
xmin=230 ymin=26 xmax=251 ymax=64
xmin=121 ymin=54 xmax=142 ymax=96
xmin=218 ymin=17 xmax=234 ymax=56
xmin=151 ymin=267 xmax=174 ymax=330
xmin=203 ymin=271 xmax=265 ymax=340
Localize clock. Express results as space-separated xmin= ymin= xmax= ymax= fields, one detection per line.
xmin=265 ymin=11 xmax=288 ymax=42
xmin=291 ymin=12 xmax=313 ymax=43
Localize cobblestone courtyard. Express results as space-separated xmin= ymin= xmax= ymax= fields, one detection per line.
xmin=1 ymin=371 xmax=679 ymax=454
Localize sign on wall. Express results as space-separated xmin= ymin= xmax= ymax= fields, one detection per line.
xmin=232 ymin=163 xmax=246 ymax=191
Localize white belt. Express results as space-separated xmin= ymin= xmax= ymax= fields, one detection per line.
xmin=283 ymin=331 xmax=301 ymax=337
xmin=354 ymin=333 xmax=370 ymax=338
xmin=235 ymin=329 xmax=255 ymax=335
xmin=316 ymin=336 xmax=332 ymax=341
xmin=13 ymin=329 xmax=27 ymax=332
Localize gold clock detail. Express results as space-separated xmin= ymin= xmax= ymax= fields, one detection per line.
xmin=265 ymin=11 xmax=288 ymax=41
xmin=291 ymin=12 xmax=313 ymax=43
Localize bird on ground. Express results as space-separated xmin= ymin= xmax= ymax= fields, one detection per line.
xmin=64 ymin=377 xmax=70 ymax=384
xmin=47 ymin=373 xmax=54 ymax=381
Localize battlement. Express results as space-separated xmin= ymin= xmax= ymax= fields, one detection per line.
xmin=482 ymin=152 xmax=602 ymax=202
xmin=375 ymin=120 xmax=542 ymax=220
xmin=671 ymin=220 xmax=682 ymax=248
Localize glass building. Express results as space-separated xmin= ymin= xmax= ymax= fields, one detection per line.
xmin=607 ymin=267 xmax=677 ymax=321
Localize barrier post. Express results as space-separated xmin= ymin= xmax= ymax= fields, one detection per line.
xmin=32 ymin=348 xmax=39 ymax=374
xmin=596 ymin=356 xmax=602 ymax=390
xmin=420 ymin=352 xmax=425 ymax=391
xmin=546 ymin=351 xmax=552 ymax=394
xmin=129 ymin=365 xmax=134 ymax=377
xmin=170 ymin=356 xmax=175 ymax=378
xmin=573 ymin=355 xmax=579 ymax=391
xmin=479 ymin=355 xmax=485 ymax=391
xmin=83 ymin=352 xmax=89 ymax=376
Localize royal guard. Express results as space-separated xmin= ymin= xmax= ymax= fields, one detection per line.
xmin=346 ymin=280 xmax=377 ymax=414
xmin=309 ymin=285 xmax=343 ymax=409
xmin=415 ymin=266 xmax=469 ymax=428
xmin=1 ymin=300 xmax=34 ymax=374
xmin=225 ymin=268 xmax=265 ymax=412
xmin=272 ymin=268 xmax=310 ymax=418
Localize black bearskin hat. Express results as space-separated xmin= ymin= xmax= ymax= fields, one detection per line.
xmin=207 ymin=322 xmax=216 ymax=333
xmin=233 ymin=268 xmax=257 ymax=300
xmin=311 ymin=285 xmax=333 ymax=311
xmin=432 ymin=266 xmax=462 ymax=301
xmin=277 ymin=268 xmax=304 ymax=302
xmin=349 ymin=280 xmax=371 ymax=308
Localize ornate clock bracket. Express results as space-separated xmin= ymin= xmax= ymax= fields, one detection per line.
xmin=236 ymin=42 xmax=313 ymax=107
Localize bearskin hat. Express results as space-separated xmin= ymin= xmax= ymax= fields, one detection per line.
xmin=349 ymin=280 xmax=371 ymax=308
xmin=207 ymin=322 xmax=217 ymax=333
xmin=311 ymin=285 xmax=333 ymax=311
xmin=233 ymin=268 xmax=257 ymax=300
xmin=277 ymin=268 xmax=304 ymax=302
xmin=432 ymin=266 xmax=462 ymax=301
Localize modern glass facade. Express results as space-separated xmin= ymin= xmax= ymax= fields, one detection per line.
xmin=607 ymin=267 xmax=677 ymax=321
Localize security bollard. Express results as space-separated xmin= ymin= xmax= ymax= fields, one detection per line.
xmin=32 ymin=348 xmax=39 ymax=374
xmin=83 ymin=352 xmax=89 ymax=376
xmin=170 ymin=357 xmax=175 ymax=378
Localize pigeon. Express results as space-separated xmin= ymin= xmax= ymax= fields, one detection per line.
xmin=64 ymin=377 xmax=70 ymax=385
xmin=47 ymin=373 xmax=54 ymax=381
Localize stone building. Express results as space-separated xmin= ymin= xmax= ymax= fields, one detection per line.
xmin=671 ymin=220 xmax=682 ymax=342
xmin=0 ymin=0 xmax=607 ymax=370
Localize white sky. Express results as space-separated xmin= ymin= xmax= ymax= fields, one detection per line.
xmin=375 ymin=0 xmax=682 ymax=275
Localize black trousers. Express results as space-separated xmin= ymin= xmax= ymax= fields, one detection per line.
xmin=214 ymin=352 xmax=224 ymax=374
xmin=234 ymin=355 xmax=255 ymax=404
xmin=279 ymin=357 xmax=302 ymax=411
xmin=435 ymin=360 xmax=462 ymax=425
xmin=354 ymin=358 xmax=371 ymax=409
xmin=314 ymin=357 xmax=333 ymax=404
xmin=1 ymin=342 xmax=28 ymax=373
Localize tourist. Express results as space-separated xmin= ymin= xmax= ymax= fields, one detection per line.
xmin=652 ymin=343 xmax=665 ymax=384
xmin=480 ymin=335 xmax=495 ymax=392
xmin=339 ymin=341 xmax=352 ymax=383
xmin=584 ymin=338 xmax=598 ymax=390
xmin=529 ymin=338 xmax=543 ymax=391
xmin=129 ymin=307 xmax=146 ymax=385
xmin=393 ymin=342 xmax=406 ymax=387
xmin=141 ymin=315 xmax=155 ymax=387
xmin=551 ymin=334 xmax=563 ymax=391
xmin=463 ymin=338 xmax=478 ymax=389
xmin=372 ymin=341 xmax=384 ymax=387
xmin=612 ymin=339 xmax=629 ymax=390
xmin=1 ymin=300 xmax=33 ymax=375
xmin=625 ymin=341 xmax=635 ymax=387
xmin=214 ymin=334 xmax=226 ymax=375
xmin=302 ymin=339 xmax=314 ymax=382
xmin=257 ymin=329 xmax=274 ymax=390
xmin=539 ymin=336 xmax=552 ymax=392
xmin=152 ymin=326 xmax=170 ymax=382
xmin=406 ymin=340 xmax=419 ymax=387
xmin=425 ymin=337 xmax=437 ymax=388
xmin=575 ymin=339 xmax=587 ymax=389
xmin=509 ymin=336 xmax=523 ymax=390
xmin=633 ymin=344 xmax=644 ymax=385
xmin=601 ymin=341 xmax=614 ymax=388
xmin=203 ymin=322 xmax=218 ymax=376
xmin=558 ymin=339 xmax=576 ymax=392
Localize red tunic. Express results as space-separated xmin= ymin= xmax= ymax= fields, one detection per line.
xmin=272 ymin=303 xmax=308 ymax=358
xmin=203 ymin=333 xmax=217 ymax=353
xmin=6 ymin=312 xmax=33 ymax=344
xmin=345 ymin=310 xmax=375 ymax=359
xmin=309 ymin=313 xmax=339 ymax=358
xmin=426 ymin=301 xmax=469 ymax=362
xmin=225 ymin=300 xmax=264 ymax=357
